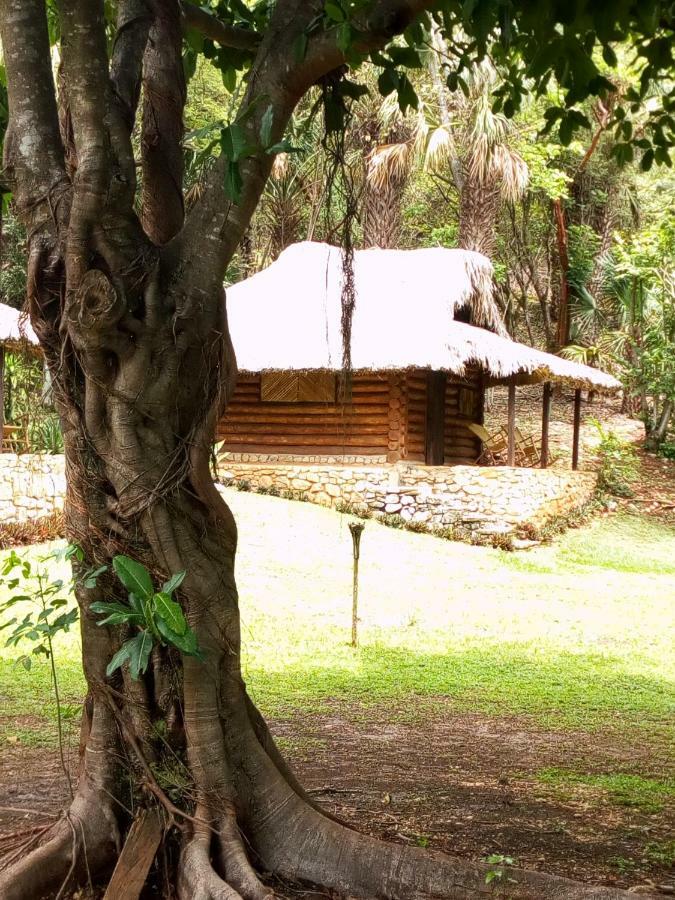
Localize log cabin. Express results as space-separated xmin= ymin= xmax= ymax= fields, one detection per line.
xmin=219 ymin=243 xmax=620 ymax=469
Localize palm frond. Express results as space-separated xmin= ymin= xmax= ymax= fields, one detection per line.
xmin=490 ymin=144 xmax=529 ymax=202
xmin=424 ymin=125 xmax=454 ymax=173
xmin=365 ymin=141 xmax=412 ymax=191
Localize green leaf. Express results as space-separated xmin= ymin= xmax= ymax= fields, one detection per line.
xmin=266 ymin=140 xmax=302 ymax=155
xmin=162 ymin=571 xmax=186 ymax=595
xmin=156 ymin=618 xmax=203 ymax=659
xmin=83 ymin=565 xmax=107 ymax=589
xmin=336 ymin=22 xmax=351 ymax=53
xmin=154 ymin=592 xmax=187 ymax=636
xmin=220 ymin=123 xmax=255 ymax=163
xmin=389 ymin=46 xmax=422 ymax=68
xmin=259 ymin=105 xmax=274 ymax=149
xmin=292 ymin=32 xmax=308 ymax=63
xmin=224 ymin=160 xmax=243 ymax=203
xmin=324 ymin=1 xmax=345 ymax=22
xmin=378 ymin=67 xmax=398 ymax=97
xmin=106 ymin=641 xmax=133 ymax=677
xmin=91 ymin=600 xmax=136 ymax=618
xmin=128 ymin=593 xmax=144 ymax=616
xmin=339 ymin=79 xmax=369 ymax=101
xmin=127 ymin=630 xmax=153 ymax=680
xmin=221 ymin=66 xmax=237 ymax=92
xmin=397 ymin=73 xmax=418 ymax=113
xmin=113 ymin=556 xmax=154 ymax=601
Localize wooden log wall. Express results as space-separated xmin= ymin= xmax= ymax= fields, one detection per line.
xmin=218 ymin=369 xmax=485 ymax=464
xmin=444 ymin=368 xmax=482 ymax=465
xmin=217 ymin=373 xmax=392 ymax=456
xmin=404 ymin=371 xmax=427 ymax=462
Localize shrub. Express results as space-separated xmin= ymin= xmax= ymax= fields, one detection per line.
xmin=659 ymin=441 xmax=675 ymax=461
xmin=590 ymin=419 xmax=639 ymax=498
xmin=29 ymin=416 xmax=64 ymax=454
xmin=0 ymin=512 xmax=65 ymax=549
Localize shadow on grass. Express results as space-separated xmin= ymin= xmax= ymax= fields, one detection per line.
xmin=1 ymin=638 xmax=673 ymax=748
xmin=245 ymin=641 xmax=675 ymax=738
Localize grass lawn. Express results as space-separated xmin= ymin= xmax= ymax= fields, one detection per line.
xmin=1 ymin=494 xmax=673 ymax=757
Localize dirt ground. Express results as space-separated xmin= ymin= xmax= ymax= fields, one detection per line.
xmin=1 ymin=703 xmax=673 ymax=897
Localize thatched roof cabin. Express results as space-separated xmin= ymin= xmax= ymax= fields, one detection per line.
xmin=0 ymin=303 xmax=39 ymax=353
xmin=219 ymin=242 xmax=620 ymax=468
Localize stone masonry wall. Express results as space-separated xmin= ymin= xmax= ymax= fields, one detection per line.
xmin=219 ymin=460 xmax=598 ymax=538
xmin=0 ymin=453 xmax=597 ymax=538
xmin=0 ymin=454 xmax=66 ymax=523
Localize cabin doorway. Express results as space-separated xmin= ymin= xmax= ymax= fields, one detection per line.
xmin=425 ymin=371 xmax=447 ymax=465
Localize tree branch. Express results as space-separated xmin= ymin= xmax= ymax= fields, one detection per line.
xmin=0 ymin=0 xmax=68 ymax=225
xmin=176 ymin=0 xmax=435 ymax=289
xmin=110 ymin=0 xmax=153 ymax=126
xmin=141 ymin=0 xmax=187 ymax=245
xmin=181 ymin=1 xmax=261 ymax=52
xmin=57 ymin=0 xmax=113 ymax=285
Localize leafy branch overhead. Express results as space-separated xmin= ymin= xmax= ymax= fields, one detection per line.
xmin=182 ymin=0 xmax=674 ymax=173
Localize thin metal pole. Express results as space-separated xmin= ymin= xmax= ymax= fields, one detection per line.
xmin=349 ymin=522 xmax=364 ymax=647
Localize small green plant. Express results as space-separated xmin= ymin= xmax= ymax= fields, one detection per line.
xmin=591 ymin=419 xmax=639 ymax=498
xmin=658 ymin=441 xmax=675 ymax=460
xmin=608 ymin=855 xmax=637 ymax=874
xmin=0 ymin=543 xmax=83 ymax=793
xmin=29 ymin=416 xmax=64 ymax=454
xmin=643 ymin=839 xmax=675 ymax=867
xmin=91 ymin=556 xmax=202 ymax=680
xmin=484 ymin=854 xmax=517 ymax=886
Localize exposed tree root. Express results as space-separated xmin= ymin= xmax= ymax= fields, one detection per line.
xmin=0 ymin=788 xmax=118 ymax=900
xmin=179 ymin=831 xmax=243 ymax=900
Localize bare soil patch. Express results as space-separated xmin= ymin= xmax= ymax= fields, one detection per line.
xmin=1 ymin=705 xmax=672 ymax=897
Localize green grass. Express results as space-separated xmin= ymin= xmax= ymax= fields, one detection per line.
xmin=536 ymin=768 xmax=675 ymax=813
xmin=0 ymin=506 xmax=674 ymax=752
xmin=500 ymin=512 xmax=675 ymax=575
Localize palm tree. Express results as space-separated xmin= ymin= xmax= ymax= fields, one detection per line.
xmin=424 ymin=55 xmax=529 ymax=257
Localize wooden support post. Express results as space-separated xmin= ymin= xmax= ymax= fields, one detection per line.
xmin=540 ymin=382 xmax=552 ymax=469
xmin=507 ymin=381 xmax=516 ymax=466
xmin=572 ymin=388 xmax=582 ymax=470
xmin=425 ymin=371 xmax=446 ymax=466
xmin=0 ymin=347 xmax=5 ymax=453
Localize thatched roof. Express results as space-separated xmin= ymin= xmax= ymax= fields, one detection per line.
xmin=226 ymin=242 xmax=620 ymax=393
xmin=0 ymin=303 xmax=39 ymax=353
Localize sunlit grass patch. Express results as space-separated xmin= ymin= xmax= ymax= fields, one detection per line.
xmin=1 ymin=508 xmax=674 ymax=751
xmin=536 ymin=768 xmax=675 ymax=812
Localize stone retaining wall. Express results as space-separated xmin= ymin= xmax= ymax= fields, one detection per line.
xmin=219 ymin=461 xmax=597 ymax=538
xmin=0 ymin=454 xmax=598 ymax=539
xmin=0 ymin=454 xmax=66 ymax=523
